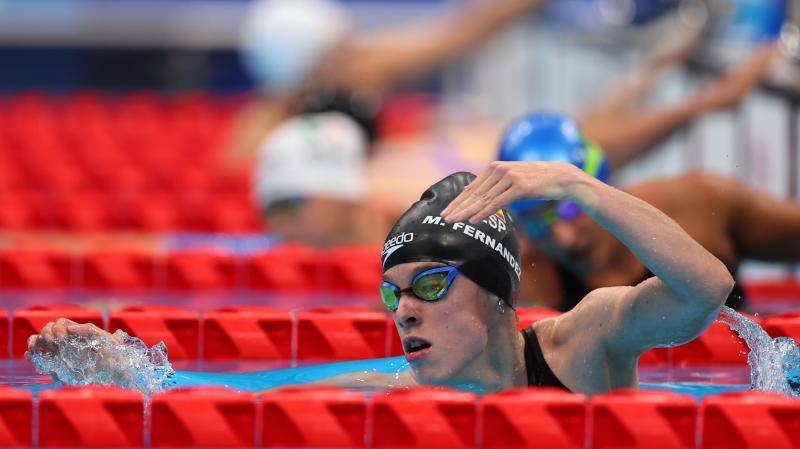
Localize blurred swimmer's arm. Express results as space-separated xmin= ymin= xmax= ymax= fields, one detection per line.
xmin=579 ymin=44 xmax=777 ymax=169
xmin=443 ymin=161 xmax=733 ymax=356
xmin=342 ymin=0 xmax=545 ymax=90
xmin=694 ymin=173 xmax=800 ymax=261
xmin=220 ymin=95 xmax=293 ymax=178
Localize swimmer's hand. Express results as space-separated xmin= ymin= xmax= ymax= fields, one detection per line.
xmin=442 ymin=161 xmax=594 ymax=223
xmin=26 ymin=318 xmax=128 ymax=383
xmin=692 ymin=44 xmax=778 ymax=112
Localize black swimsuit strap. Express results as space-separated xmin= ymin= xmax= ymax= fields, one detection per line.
xmin=522 ymin=327 xmax=569 ymax=390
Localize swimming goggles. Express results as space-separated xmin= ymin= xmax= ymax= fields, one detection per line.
xmin=262 ymin=197 xmax=307 ymax=216
xmin=518 ymin=200 xmax=581 ymax=237
xmin=380 ymin=266 xmax=460 ymax=312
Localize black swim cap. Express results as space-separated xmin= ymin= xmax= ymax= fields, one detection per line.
xmin=381 ymin=172 xmax=522 ymax=307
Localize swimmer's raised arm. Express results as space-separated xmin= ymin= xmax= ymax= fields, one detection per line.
xmin=442 ymin=161 xmax=733 ymax=360
xmin=579 ymin=44 xmax=777 ymax=169
xmin=340 ymin=0 xmax=546 ymax=91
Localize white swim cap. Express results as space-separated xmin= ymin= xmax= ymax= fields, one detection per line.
xmin=254 ymin=112 xmax=368 ymax=209
xmin=240 ymin=0 xmax=351 ymax=92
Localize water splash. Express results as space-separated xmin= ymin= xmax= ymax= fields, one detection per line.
xmin=717 ymin=306 xmax=800 ymax=396
xmin=27 ymin=330 xmax=174 ymax=394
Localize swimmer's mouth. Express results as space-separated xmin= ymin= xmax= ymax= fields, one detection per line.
xmin=403 ymin=337 xmax=432 ymax=354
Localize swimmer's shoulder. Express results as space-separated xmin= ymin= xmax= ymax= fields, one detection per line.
xmin=626 ymin=171 xmax=737 ymax=217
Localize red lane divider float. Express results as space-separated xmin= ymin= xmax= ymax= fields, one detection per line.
xmin=322 ymin=246 xmax=382 ymax=294
xmin=12 ymin=305 xmax=103 ymax=358
xmin=372 ymin=387 xmax=477 ymax=449
xmin=590 ymin=390 xmax=697 ymax=449
xmin=481 ymin=387 xmax=586 ymax=449
xmin=81 ymin=248 xmax=159 ymax=291
xmin=515 ymin=307 xmax=560 ymax=330
xmin=151 ymin=388 xmax=256 ymax=448
xmin=165 ymin=250 xmax=238 ymax=291
xmin=203 ymin=306 xmax=293 ymax=360
xmin=260 ymin=387 xmax=367 ymax=448
xmin=0 ymin=387 xmax=32 ymax=447
xmin=701 ymin=391 xmax=800 ymax=449
xmin=108 ymin=306 xmax=199 ymax=360
xmin=0 ymin=248 xmax=76 ymax=289
xmin=671 ymin=317 xmax=761 ymax=366
xmin=296 ymin=307 xmax=391 ymax=361
xmin=38 ymin=386 xmax=143 ymax=448
xmin=764 ymin=312 xmax=800 ymax=343
xmin=246 ymin=245 xmax=320 ymax=292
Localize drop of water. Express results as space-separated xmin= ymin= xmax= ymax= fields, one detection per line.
xmin=718 ymin=306 xmax=800 ymax=397
xmin=27 ymin=330 xmax=174 ymax=394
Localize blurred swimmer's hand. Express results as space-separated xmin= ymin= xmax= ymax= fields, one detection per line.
xmin=26 ymin=318 xmax=122 ymax=380
xmin=442 ymin=161 xmax=592 ymax=224
xmin=692 ymin=44 xmax=778 ymax=112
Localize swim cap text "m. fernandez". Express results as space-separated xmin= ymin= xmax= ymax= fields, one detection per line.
xmin=382 ymin=172 xmax=521 ymax=307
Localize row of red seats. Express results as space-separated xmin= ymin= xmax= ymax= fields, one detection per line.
xmin=0 ymin=93 xmax=240 ymax=194
xmin=0 ymin=245 xmax=380 ymax=292
xmin=0 ymin=385 xmax=796 ymax=448
xmin=9 ymin=304 xmax=800 ymax=364
xmin=0 ymin=191 xmax=261 ymax=232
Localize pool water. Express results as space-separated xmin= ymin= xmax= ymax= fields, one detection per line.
xmin=11 ymin=356 xmax=750 ymax=400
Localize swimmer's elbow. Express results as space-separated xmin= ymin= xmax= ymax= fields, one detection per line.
xmin=699 ymin=264 xmax=735 ymax=309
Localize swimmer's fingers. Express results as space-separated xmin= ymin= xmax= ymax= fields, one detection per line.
xmin=467 ymin=185 xmax=520 ymax=224
xmin=443 ymin=163 xmax=506 ymax=220
xmin=66 ymin=323 xmax=107 ymax=339
xmin=449 ymin=178 xmax=513 ymax=224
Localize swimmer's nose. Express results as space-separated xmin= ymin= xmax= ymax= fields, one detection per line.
xmin=395 ymin=296 xmax=422 ymax=330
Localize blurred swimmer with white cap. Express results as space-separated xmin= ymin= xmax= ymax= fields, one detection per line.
xmin=253 ymin=112 xmax=389 ymax=246
xmin=225 ymin=0 xmax=548 ymax=173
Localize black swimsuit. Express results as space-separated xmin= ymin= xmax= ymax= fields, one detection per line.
xmin=522 ymin=327 xmax=568 ymax=390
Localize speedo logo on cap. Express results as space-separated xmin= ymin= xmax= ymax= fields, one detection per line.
xmin=382 ymin=232 xmax=414 ymax=267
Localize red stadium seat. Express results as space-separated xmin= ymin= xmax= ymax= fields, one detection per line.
xmin=108 ymin=306 xmax=199 ymax=360
xmin=198 ymin=194 xmax=262 ymax=233
xmin=0 ymin=248 xmax=75 ymax=290
xmin=296 ymin=307 xmax=390 ymax=361
xmin=52 ymin=192 xmax=117 ymax=231
xmin=260 ymin=387 xmax=366 ymax=448
xmin=590 ymin=389 xmax=697 ymax=449
xmin=0 ymin=387 xmax=32 ymax=447
xmin=151 ymin=387 xmax=256 ymax=448
xmin=372 ymin=387 xmax=477 ymax=449
xmin=246 ymin=245 xmax=320 ymax=291
xmin=128 ymin=193 xmax=185 ymax=231
xmin=81 ymin=248 xmax=159 ymax=291
xmin=38 ymin=386 xmax=144 ymax=448
xmin=671 ymin=318 xmax=759 ymax=365
xmin=202 ymin=306 xmax=292 ymax=360
xmin=0 ymin=192 xmax=49 ymax=230
xmin=12 ymin=305 xmax=103 ymax=358
xmin=701 ymin=391 xmax=800 ymax=449
xmin=164 ymin=250 xmax=238 ymax=291
xmin=481 ymin=387 xmax=586 ymax=449
xmin=322 ymin=246 xmax=382 ymax=293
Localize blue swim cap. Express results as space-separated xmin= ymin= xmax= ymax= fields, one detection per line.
xmin=497 ymin=111 xmax=611 ymax=220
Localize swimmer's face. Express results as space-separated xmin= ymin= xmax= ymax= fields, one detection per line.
xmin=264 ymin=197 xmax=355 ymax=247
xmin=383 ymin=262 xmax=495 ymax=386
xmin=527 ymin=211 xmax=601 ymax=273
